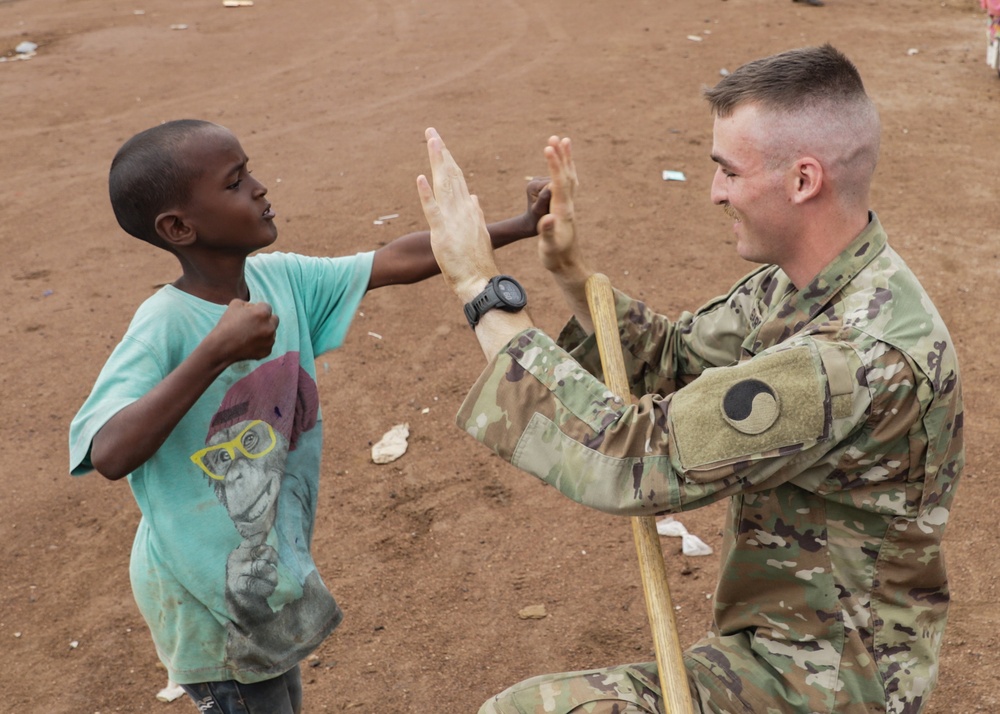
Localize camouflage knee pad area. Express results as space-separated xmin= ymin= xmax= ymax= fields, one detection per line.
xmin=477 ymin=662 xmax=670 ymax=714
xmin=477 ymin=641 xmax=898 ymax=714
xmin=475 ymin=652 xmax=870 ymax=714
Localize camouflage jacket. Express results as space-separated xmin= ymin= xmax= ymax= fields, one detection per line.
xmin=457 ymin=214 xmax=964 ymax=713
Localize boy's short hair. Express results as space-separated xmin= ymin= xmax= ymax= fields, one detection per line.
xmin=109 ymin=119 xmax=216 ymax=248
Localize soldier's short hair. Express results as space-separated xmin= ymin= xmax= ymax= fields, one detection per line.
xmin=705 ymin=45 xmax=880 ymax=189
xmin=703 ymin=44 xmax=869 ymax=118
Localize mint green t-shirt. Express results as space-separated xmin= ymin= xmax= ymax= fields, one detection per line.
xmin=69 ymin=250 xmax=374 ymax=684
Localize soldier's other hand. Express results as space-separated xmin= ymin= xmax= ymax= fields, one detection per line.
xmin=537 ymin=136 xmax=586 ymax=279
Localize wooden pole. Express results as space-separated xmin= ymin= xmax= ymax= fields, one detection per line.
xmin=585 ymin=272 xmax=695 ymax=714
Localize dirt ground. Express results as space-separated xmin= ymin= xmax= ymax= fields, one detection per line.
xmin=2 ymin=0 xmax=999 ymax=711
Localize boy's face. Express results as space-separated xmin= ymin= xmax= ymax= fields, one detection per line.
xmin=177 ymin=126 xmax=278 ymax=253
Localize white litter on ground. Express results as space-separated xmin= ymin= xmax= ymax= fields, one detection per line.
xmin=656 ymin=516 xmax=713 ymax=556
xmin=371 ymin=423 xmax=410 ymax=464
xmin=156 ymin=679 xmax=185 ymax=702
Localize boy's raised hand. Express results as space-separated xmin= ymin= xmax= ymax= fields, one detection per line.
xmin=417 ymin=127 xmax=499 ymax=302
xmin=208 ymin=300 xmax=280 ymax=365
xmin=525 ymin=177 xmax=552 ymax=234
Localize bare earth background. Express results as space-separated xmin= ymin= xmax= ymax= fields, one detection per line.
xmin=2 ymin=0 xmax=999 ymax=712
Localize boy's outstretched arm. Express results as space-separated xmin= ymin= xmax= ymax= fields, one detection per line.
xmin=89 ymin=300 xmax=279 ymax=480
xmin=367 ymin=177 xmax=550 ymax=290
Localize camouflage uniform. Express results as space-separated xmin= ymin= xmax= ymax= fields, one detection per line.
xmin=459 ymin=214 xmax=964 ymax=714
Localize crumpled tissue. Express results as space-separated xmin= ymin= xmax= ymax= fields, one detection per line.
xmin=371 ymin=423 xmax=410 ymax=464
xmin=156 ymin=679 xmax=185 ymax=702
xmin=656 ymin=516 xmax=713 ymax=556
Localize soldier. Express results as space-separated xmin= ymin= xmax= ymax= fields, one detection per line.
xmin=417 ymin=44 xmax=964 ymax=713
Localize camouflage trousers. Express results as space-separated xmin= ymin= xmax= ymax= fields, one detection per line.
xmin=478 ymin=637 xmax=891 ymax=714
xmin=476 ymin=659 xmax=763 ymax=714
xmin=477 ymin=661 xmax=673 ymax=714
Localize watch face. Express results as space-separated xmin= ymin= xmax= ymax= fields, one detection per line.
xmin=497 ymin=278 xmax=525 ymax=305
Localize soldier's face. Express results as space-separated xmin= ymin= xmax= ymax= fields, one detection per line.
xmin=710 ymin=104 xmax=796 ymax=266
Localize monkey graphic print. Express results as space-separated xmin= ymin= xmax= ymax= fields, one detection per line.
xmin=189 ymin=353 xmax=338 ymax=670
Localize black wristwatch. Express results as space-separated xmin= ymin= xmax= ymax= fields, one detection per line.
xmin=463 ymin=275 xmax=527 ymax=329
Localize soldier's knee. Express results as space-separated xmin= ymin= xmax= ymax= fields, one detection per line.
xmin=566 ymin=704 xmax=653 ymax=714
xmin=477 ymin=691 xmax=515 ymax=714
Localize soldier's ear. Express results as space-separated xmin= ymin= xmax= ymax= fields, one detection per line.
xmin=788 ymin=157 xmax=822 ymax=204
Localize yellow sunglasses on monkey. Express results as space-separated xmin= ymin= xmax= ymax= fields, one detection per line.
xmin=190 ymin=420 xmax=277 ymax=480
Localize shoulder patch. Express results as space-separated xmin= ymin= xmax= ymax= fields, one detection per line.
xmin=669 ymin=346 xmax=829 ymax=477
xmin=721 ymin=379 xmax=780 ymax=434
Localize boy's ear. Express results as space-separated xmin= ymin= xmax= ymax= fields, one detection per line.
xmin=154 ymin=210 xmax=196 ymax=247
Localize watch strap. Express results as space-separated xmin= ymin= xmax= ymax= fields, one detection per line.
xmin=463 ymin=275 xmax=526 ymax=329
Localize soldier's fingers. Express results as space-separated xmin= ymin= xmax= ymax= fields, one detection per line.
xmin=538 ymin=214 xmax=555 ymax=241
xmin=416 ymin=174 xmax=442 ymax=227
xmin=426 ymin=130 xmax=472 ymax=202
xmin=544 ymin=145 xmax=566 ymax=199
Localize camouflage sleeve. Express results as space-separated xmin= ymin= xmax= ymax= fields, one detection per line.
xmin=556 ymin=283 xmax=762 ymax=400
xmin=456 ymin=327 xmax=879 ymax=515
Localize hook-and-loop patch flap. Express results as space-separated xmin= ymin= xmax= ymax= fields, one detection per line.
xmin=669 ymin=346 xmax=829 ymax=476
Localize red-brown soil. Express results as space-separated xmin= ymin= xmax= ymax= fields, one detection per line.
xmin=2 ymin=0 xmax=998 ymax=711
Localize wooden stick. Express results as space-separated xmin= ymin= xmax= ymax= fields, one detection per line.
xmin=585 ymin=272 xmax=695 ymax=714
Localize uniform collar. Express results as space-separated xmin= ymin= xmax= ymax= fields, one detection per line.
xmin=794 ymin=211 xmax=887 ymax=319
xmin=746 ymin=212 xmax=887 ymax=354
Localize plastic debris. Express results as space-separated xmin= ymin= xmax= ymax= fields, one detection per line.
xmin=656 ymin=516 xmax=713 ymax=556
xmin=686 ymin=35 xmax=703 ymax=42
xmin=373 ymin=213 xmax=399 ymax=225
xmin=156 ymin=679 xmax=185 ymax=703
xmin=907 ymin=48 xmax=919 ymax=56
xmin=662 ymin=170 xmax=687 ymax=182
xmin=371 ymin=423 xmax=409 ymax=464
xmin=2 ymin=41 xmax=37 ymax=62
xmin=223 ymin=0 xmax=254 ymax=5
xmin=170 ymin=23 xmax=188 ymax=30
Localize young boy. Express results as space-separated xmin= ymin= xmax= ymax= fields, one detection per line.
xmin=68 ymin=119 xmax=548 ymax=713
